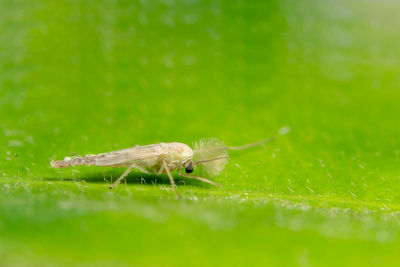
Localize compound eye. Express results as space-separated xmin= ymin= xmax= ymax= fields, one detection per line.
xmin=185 ymin=161 xmax=194 ymax=173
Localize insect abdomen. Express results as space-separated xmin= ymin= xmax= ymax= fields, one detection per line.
xmin=51 ymin=155 xmax=96 ymax=168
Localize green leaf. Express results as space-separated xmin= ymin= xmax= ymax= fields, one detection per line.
xmin=1 ymin=0 xmax=400 ymax=266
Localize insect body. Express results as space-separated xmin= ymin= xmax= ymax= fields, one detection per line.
xmin=50 ymin=129 xmax=290 ymax=197
xmin=51 ymin=139 xmax=229 ymax=197
xmin=52 ymin=143 xmax=194 ymax=171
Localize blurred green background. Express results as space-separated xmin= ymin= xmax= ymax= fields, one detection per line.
xmin=1 ymin=0 xmax=400 ymax=266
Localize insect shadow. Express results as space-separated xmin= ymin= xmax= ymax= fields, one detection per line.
xmin=44 ymin=169 xmax=207 ymax=188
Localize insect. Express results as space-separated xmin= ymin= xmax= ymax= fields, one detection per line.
xmin=50 ymin=127 xmax=289 ymax=197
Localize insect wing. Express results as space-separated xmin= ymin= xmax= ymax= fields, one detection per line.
xmin=193 ymin=138 xmax=229 ymax=176
xmin=94 ymin=144 xmax=161 ymax=167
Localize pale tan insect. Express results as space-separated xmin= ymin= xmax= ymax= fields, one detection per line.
xmin=50 ymin=128 xmax=289 ymax=197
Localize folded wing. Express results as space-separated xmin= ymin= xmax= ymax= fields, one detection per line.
xmin=94 ymin=144 xmax=162 ymax=167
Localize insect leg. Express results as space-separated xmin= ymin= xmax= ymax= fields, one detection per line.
xmin=157 ymin=164 xmax=164 ymax=175
xmin=178 ymin=170 xmax=222 ymax=187
xmin=162 ymin=160 xmax=180 ymax=198
xmin=109 ymin=163 xmax=150 ymax=189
